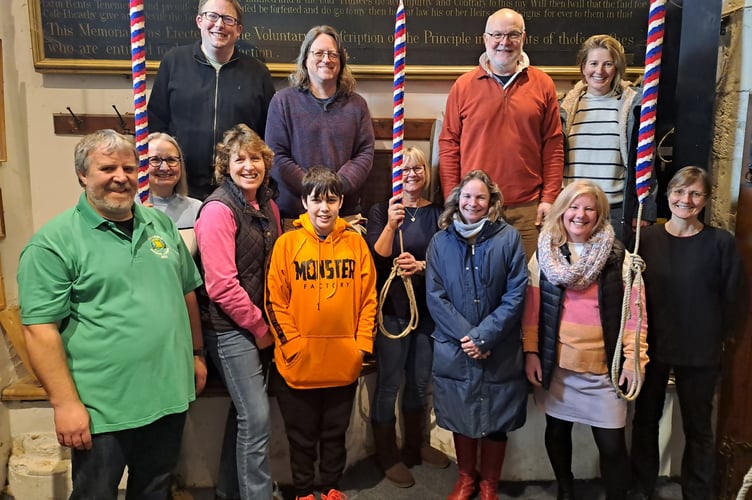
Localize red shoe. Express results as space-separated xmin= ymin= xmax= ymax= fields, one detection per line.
xmin=295 ymin=495 xmax=315 ymax=500
xmin=322 ymin=488 xmax=347 ymax=500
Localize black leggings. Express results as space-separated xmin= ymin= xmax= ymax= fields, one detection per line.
xmin=545 ymin=414 xmax=629 ymax=500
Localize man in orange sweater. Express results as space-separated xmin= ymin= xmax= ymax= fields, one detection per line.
xmin=439 ymin=7 xmax=564 ymax=259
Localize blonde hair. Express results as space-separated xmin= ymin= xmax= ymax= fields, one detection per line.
xmin=543 ymin=180 xmax=611 ymax=246
xmin=576 ymin=34 xmax=627 ymax=95
xmin=403 ymin=146 xmax=430 ymax=191
xmin=438 ymin=170 xmax=504 ymax=229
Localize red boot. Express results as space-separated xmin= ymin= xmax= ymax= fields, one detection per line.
xmin=447 ymin=433 xmax=478 ymax=500
xmin=478 ymin=438 xmax=507 ymax=500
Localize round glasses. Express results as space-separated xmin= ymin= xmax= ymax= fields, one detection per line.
xmin=669 ymin=188 xmax=707 ymax=200
xmin=403 ymin=166 xmax=425 ymax=174
xmin=148 ymin=156 xmax=181 ymax=168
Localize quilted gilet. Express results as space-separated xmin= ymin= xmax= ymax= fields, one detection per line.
xmin=537 ymin=241 xmax=626 ymax=389
xmin=197 ymin=179 xmax=278 ymax=333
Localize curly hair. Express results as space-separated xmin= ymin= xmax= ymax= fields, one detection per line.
xmin=213 ymin=124 xmax=274 ymax=186
xmin=438 ymin=169 xmax=504 ymax=229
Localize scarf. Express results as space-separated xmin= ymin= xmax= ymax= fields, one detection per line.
xmin=452 ymin=214 xmax=487 ymax=240
xmin=537 ymin=224 xmax=615 ymax=290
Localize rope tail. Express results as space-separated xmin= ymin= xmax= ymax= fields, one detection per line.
xmin=377 ymin=229 xmax=419 ymax=339
xmin=611 ymin=204 xmax=646 ymax=401
xmin=611 ymin=0 xmax=666 ymax=400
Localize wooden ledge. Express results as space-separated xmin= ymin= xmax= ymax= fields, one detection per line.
xmin=1 ymin=381 xmax=48 ymax=401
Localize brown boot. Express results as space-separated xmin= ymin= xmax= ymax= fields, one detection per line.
xmin=447 ymin=433 xmax=478 ymax=500
xmin=403 ymin=407 xmax=451 ymax=468
xmin=372 ymin=421 xmax=415 ymax=488
xmin=478 ymin=438 xmax=507 ymax=500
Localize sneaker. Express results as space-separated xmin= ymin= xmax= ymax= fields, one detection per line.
xmin=321 ymin=489 xmax=347 ymax=500
xmin=295 ymin=495 xmax=316 ymax=500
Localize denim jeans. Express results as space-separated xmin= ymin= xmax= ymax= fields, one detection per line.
xmin=70 ymin=411 xmax=186 ymax=500
xmin=206 ymin=329 xmax=272 ymax=500
xmin=371 ymin=315 xmax=434 ymax=424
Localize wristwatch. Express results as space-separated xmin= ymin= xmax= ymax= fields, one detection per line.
xmin=193 ymin=347 xmax=206 ymax=357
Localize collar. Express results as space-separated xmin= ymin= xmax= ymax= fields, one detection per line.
xmin=76 ymin=192 xmax=143 ymax=230
xmin=192 ymin=40 xmax=238 ymax=66
xmin=478 ymin=50 xmax=530 ymax=79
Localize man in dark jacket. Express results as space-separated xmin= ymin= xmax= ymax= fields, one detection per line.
xmin=148 ymin=0 xmax=275 ymax=200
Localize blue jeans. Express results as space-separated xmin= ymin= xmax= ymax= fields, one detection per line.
xmin=371 ymin=315 xmax=434 ymax=424
xmin=70 ymin=411 xmax=186 ymax=500
xmin=206 ymin=329 xmax=272 ymax=500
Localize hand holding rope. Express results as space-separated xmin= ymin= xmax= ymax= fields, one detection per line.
xmin=377 ymin=230 xmax=420 ymax=339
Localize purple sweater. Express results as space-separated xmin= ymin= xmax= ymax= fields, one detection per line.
xmin=265 ymin=87 xmax=375 ymax=218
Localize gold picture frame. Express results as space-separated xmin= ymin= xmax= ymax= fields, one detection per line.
xmin=0 ymin=188 xmax=5 ymax=239
xmin=28 ymin=1 xmax=648 ymax=80
xmin=0 ymin=39 xmax=6 ymax=162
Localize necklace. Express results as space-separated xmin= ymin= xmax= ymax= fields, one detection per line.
xmin=404 ymin=206 xmax=420 ymax=222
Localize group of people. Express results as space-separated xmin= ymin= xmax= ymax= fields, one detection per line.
xmin=15 ymin=3 xmax=746 ymax=500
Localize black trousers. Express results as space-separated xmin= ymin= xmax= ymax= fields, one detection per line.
xmin=272 ymin=368 xmax=357 ymax=497
xmin=630 ymin=360 xmax=720 ymax=500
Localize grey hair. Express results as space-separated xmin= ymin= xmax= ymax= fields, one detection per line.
xmin=74 ymin=129 xmax=137 ymax=187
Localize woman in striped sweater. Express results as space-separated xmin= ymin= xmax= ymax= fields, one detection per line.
xmin=559 ymin=35 xmax=656 ymax=246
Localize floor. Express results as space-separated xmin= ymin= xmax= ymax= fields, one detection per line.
xmin=183 ymin=457 xmax=682 ymax=499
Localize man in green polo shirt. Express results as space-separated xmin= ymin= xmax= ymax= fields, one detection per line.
xmin=17 ymin=129 xmax=205 ymax=499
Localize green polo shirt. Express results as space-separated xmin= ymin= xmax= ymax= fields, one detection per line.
xmin=18 ymin=193 xmax=202 ymax=433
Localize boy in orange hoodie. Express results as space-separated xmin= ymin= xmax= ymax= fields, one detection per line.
xmin=266 ymin=167 xmax=377 ymax=500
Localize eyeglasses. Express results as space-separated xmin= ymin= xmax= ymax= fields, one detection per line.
xmin=201 ymin=11 xmax=239 ymax=26
xmin=309 ymin=50 xmax=340 ymax=61
xmin=148 ymin=156 xmax=181 ymax=168
xmin=485 ymin=31 xmax=524 ymax=42
xmin=669 ymin=188 xmax=707 ymax=200
xmin=403 ymin=166 xmax=425 ymax=174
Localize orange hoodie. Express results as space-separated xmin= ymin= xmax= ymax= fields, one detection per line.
xmin=265 ymin=213 xmax=377 ymax=389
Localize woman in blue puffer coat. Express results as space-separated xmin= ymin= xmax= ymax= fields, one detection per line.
xmin=426 ymin=169 xmax=528 ymax=500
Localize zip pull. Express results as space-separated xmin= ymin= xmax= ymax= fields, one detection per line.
xmin=471 ymin=243 xmax=475 ymax=256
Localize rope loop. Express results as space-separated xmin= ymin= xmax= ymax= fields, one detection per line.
xmin=611 ymin=205 xmax=647 ymax=401
xmin=377 ymin=256 xmax=420 ymax=339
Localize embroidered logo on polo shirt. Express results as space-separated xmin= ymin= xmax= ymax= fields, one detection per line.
xmin=149 ymin=235 xmax=170 ymax=258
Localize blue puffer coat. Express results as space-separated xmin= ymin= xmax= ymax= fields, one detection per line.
xmin=426 ymin=219 xmax=528 ymax=438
